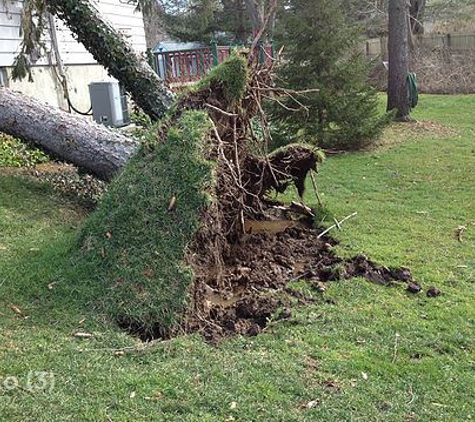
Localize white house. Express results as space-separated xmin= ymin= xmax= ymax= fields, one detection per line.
xmin=0 ymin=0 xmax=146 ymax=112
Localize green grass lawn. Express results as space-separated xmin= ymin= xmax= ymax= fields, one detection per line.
xmin=1 ymin=94 xmax=475 ymax=421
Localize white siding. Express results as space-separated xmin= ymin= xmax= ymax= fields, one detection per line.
xmin=0 ymin=1 xmax=23 ymax=66
xmin=0 ymin=0 xmax=146 ymax=67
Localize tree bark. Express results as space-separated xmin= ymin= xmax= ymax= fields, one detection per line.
xmin=409 ymin=0 xmax=425 ymax=35
xmin=45 ymin=0 xmax=174 ymax=121
xmin=387 ymin=0 xmax=411 ymax=120
xmin=244 ymin=0 xmax=264 ymax=33
xmin=0 ymin=88 xmax=136 ymax=181
xmin=142 ymin=1 xmax=168 ymax=49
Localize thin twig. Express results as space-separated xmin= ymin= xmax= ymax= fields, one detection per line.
xmin=204 ymin=103 xmax=238 ymax=117
xmin=262 ymin=93 xmax=303 ymax=112
xmin=317 ymin=212 xmax=358 ymax=239
xmin=310 ymin=170 xmax=324 ymax=207
xmin=256 ymin=87 xmax=320 ymax=95
xmin=407 ymin=383 xmax=416 ymax=405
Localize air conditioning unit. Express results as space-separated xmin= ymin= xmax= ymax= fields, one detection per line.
xmin=89 ymin=81 xmax=130 ymax=127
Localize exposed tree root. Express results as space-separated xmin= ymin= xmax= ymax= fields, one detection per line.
xmin=82 ymin=54 xmax=435 ymax=343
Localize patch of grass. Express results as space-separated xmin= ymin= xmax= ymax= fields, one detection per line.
xmin=78 ymin=110 xmax=213 ymax=338
xmin=0 ymin=94 xmax=475 ymax=421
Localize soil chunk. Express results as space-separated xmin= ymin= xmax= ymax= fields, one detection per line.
xmin=188 ymin=224 xmax=425 ymax=342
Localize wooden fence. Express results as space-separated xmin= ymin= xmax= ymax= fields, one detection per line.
xmin=365 ymin=33 xmax=475 ymax=60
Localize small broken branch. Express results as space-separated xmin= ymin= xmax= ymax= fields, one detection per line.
xmin=317 ymin=212 xmax=358 ymax=239
xmin=310 ymin=170 xmax=324 ymax=208
xmin=262 ymin=94 xmax=303 ymax=112
xmin=204 ymin=103 xmax=239 ymax=117
xmin=392 ymin=332 xmax=400 ymax=363
xmin=256 ymin=87 xmax=320 ymax=95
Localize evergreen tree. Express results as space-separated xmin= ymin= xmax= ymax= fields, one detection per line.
xmin=215 ymin=0 xmax=252 ymax=43
xmin=148 ymin=0 xmax=266 ymax=44
xmin=156 ymin=0 xmax=220 ymax=42
xmin=270 ymin=0 xmax=388 ymax=150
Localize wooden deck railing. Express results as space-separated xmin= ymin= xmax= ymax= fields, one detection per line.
xmin=152 ymin=44 xmax=273 ymax=87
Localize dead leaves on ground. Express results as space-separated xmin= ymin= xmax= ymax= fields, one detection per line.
xmin=455 ymin=222 xmax=475 ymax=243
xmin=10 ymin=304 xmax=28 ymax=319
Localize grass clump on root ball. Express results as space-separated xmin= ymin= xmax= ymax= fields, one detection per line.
xmin=78 ymin=111 xmax=214 ymax=339
xmin=195 ymin=54 xmax=249 ymax=105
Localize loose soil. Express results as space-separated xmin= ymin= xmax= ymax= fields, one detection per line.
xmin=126 ymin=220 xmax=424 ymax=343
xmin=186 ymin=224 xmax=420 ymax=342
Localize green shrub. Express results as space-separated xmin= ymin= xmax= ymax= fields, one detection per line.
xmin=0 ymin=133 xmax=49 ymax=167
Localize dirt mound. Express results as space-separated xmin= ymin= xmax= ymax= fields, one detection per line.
xmin=183 ymin=224 xmax=420 ymax=342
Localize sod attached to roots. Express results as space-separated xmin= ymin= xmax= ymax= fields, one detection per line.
xmin=77 ymin=55 xmax=320 ymax=340
xmin=79 ymin=111 xmax=214 ymax=339
xmin=78 ymin=55 xmax=420 ymax=342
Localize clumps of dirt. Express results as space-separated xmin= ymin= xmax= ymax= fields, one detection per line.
xmin=343 ymin=254 xmax=414 ymax=285
xmin=426 ymin=286 xmax=441 ymax=297
xmin=186 ymin=224 xmax=427 ymax=342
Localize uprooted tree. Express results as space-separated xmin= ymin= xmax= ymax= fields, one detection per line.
xmin=79 ymin=56 xmax=322 ymax=339
xmin=0 ymin=0 xmax=327 ymax=338
xmin=0 ymin=0 xmax=422 ymax=340
xmin=78 ymin=55 xmax=417 ymax=340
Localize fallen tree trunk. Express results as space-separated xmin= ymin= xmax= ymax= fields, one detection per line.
xmin=0 ymin=87 xmax=136 ymax=181
xmin=3 ymin=0 xmax=173 ymax=177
